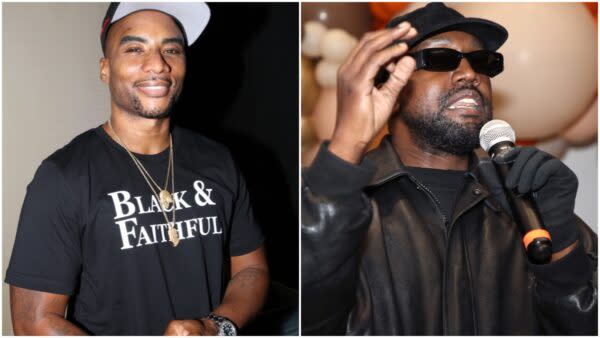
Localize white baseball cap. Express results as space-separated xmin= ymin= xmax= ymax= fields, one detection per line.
xmin=100 ymin=2 xmax=210 ymax=53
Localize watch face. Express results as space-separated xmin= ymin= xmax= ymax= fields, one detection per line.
xmin=219 ymin=321 xmax=237 ymax=336
xmin=208 ymin=313 xmax=237 ymax=336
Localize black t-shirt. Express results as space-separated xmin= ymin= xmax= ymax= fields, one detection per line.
xmin=406 ymin=166 xmax=466 ymax=222
xmin=5 ymin=125 xmax=263 ymax=335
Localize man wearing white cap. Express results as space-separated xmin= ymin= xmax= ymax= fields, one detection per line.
xmin=6 ymin=3 xmax=268 ymax=335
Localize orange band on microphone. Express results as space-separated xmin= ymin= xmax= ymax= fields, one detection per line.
xmin=523 ymin=229 xmax=551 ymax=248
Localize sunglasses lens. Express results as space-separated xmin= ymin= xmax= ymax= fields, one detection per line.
xmin=468 ymin=51 xmax=503 ymax=77
xmin=422 ymin=49 xmax=462 ymax=71
xmin=415 ymin=49 xmax=504 ymax=77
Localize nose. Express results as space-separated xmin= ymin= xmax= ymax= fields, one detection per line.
xmin=143 ymin=48 xmax=170 ymax=74
xmin=452 ymin=57 xmax=480 ymax=86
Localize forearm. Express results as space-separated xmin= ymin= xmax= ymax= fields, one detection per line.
xmin=210 ymin=266 xmax=269 ymax=328
xmin=164 ymin=265 xmax=269 ymax=335
xmin=13 ymin=314 xmax=87 ymax=336
xmin=10 ymin=286 xmax=86 ymax=336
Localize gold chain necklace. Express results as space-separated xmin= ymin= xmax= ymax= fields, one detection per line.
xmin=108 ymin=119 xmax=180 ymax=247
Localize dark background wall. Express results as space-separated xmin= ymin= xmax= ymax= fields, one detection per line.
xmin=172 ymin=3 xmax=299 ymax=289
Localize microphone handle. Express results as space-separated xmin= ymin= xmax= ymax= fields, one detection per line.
xmin=494 ymin=162 xmax=553 ymax=264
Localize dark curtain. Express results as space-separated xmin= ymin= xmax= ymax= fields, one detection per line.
xmin=172 ymin=3 xmax=298 ymax=290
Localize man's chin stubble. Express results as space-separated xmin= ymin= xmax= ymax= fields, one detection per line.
xmin=400 ymin=110 xmax=489 ymax=156
xmin=130 ymin=94 xmax=177 ymax=119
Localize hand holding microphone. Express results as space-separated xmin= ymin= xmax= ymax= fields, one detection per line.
xmin=480 ymin=120 xmax=579 ymax=264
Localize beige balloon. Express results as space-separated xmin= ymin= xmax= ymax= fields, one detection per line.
xmin=315 ymin=59 xmax=340 ymax=88
xmin=449 ymin=3 xmax=597 ymax=139
xmin=302 ymin=21 xmax=327 ymax=58
xmin=560 ymin=97 xmax=598 ymax=146
xmin=320 ymin=28 xmax=358 ymax=64
xmin=310 ymin=87 xmax=337 ymax=140
xmin=301 ymin=116 xmax=318 ymax=149
xmin=301 ymin=57 xmax=320 ymax=116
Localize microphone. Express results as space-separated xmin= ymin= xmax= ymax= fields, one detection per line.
xmin=479 ymin=120 xmax=552 ymax=264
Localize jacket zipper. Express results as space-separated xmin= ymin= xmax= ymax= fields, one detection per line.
xmin=408 ymin=176 xmax=448 ymax=230
xmin=408 ymin=175 xmax=451 ymax=335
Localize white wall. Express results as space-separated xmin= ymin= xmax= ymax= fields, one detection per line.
xmin=563 ymin=144 xmax=598 ymax=230
xmin=3 ymin=3 xmax=110 ymax=335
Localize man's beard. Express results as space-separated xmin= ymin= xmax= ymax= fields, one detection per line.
xmin=400 ymin=86 xmax=492 ymax=155
xmin=130 ymin=93 xmax=178 ymax=119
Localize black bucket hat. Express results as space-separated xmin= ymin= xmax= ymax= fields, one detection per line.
xmin=386 ymin=2 xmax=508 ymax=51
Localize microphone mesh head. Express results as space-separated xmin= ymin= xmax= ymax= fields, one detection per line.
xmin=479 ymin=120 xmax=516 ymax=152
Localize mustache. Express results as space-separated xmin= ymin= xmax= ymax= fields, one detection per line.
xmin=134 ymin=76 xmax=172 ymax=87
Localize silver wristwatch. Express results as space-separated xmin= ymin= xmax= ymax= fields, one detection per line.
xmin=206 ymin=313 xmax=238 ymax=336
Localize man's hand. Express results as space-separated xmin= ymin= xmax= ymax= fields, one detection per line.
xmin=329 ymin=21 xmax=418 ymax=164
xmin=493 ymin=147 xmax=580 ymax=257
xmin=163 ymin=247 xmax=268 ymax=336
xmin=163 ymin=319 xmax=217 ymax=336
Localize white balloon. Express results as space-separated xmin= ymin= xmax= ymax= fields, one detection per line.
xmin=302 ymin=21 xmax=327 ymax=58
xmin=320 ymin=28 xmax=358 ymax=63
xmin=315 ymin=59 xmax=339 ymax=87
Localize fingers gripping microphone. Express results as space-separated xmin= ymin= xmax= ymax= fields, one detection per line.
xmin=480 ymin=120 xmax=552 ymax=264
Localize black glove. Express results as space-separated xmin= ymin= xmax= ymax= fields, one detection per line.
xmin=493 ymin=147 xmax=579 ymax=252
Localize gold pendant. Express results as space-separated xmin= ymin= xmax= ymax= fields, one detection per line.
xmin=159 ymin=190 xmax=173 ymax=210
xmin=168 ymin=226 xmax=180 ymax=247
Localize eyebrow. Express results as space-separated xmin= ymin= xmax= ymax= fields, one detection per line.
xmin=119 ymin=35 xmax=185 ymax=47
xmin=162 ymin=37 xmax=185 ymax=47
xmin=119 ymin=35 xmax=147 ymax=45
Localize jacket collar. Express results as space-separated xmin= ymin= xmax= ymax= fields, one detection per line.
xmin=364 ymin=135 xmax=480 ymax=188
xmin=364 ymin=135 xmax=409 ymax=188
xmin=364 ymin=135 xmax=493 ymax=226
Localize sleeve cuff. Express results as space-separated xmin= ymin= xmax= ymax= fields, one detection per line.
xmin=529 ymin=241 xmax=594 ymax=293
xmin=302 ymin=141 xmax=376 ymax=196
xmin=5 ymin=269 xmax=75 ymax=296
xmin=230 ymin=233 xmax=265 ymax=257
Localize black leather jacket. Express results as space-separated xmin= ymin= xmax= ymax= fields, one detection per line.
xmin=302 ymin=137 xmax=597 ymax=335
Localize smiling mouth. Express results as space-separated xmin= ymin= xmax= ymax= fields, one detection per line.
xmin=135 ymin=81 xmax=172 ymax=98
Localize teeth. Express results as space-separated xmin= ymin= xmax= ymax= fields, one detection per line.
xmin=458 ymin=98 xmax=476 ymax=104
xmin=449 ymin=97 xmax=478 ymax=109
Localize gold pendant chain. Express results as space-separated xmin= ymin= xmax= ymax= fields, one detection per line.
xmin=130 ymin=144 xmax=172 ymax=198
xmin=129 ymin=147 xmax=174 ymax=211
xmin=108 ymin=119 xmax=180 ymax=247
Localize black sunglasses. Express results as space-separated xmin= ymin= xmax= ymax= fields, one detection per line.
xmin=409 ymin=48 xmax=504 ymax=77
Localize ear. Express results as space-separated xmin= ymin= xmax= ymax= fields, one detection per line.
xmin=99 ymin=57 xmax=109 ymax=83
